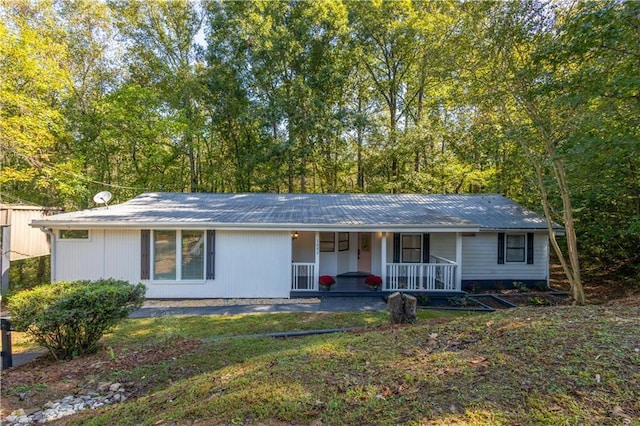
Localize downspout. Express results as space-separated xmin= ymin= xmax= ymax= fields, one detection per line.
xmin=40 ymin=227 xmax=56 ymax=282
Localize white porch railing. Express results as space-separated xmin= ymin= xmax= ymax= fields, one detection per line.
xmin=291 ymin=262 xmax=316 ymax=290
xmin=386 ymin=256 xmax=457 ymax=291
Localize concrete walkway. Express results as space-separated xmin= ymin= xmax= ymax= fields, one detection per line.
xmin=130 ymin=296 xmax=387 ymax=318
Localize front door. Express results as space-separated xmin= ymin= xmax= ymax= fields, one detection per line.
xmin=358 ymin=233 xmax=372 ymax=273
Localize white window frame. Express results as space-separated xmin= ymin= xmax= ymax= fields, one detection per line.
xmin=151 ymin=230 xmax=206 ymax=282
xmin=320 ymin=232 xmax=335 ymax=252
xmin=505 ymin=234 xmax=526 ymax=263
xmin=59 ymin=229 xmax=90 ymax=241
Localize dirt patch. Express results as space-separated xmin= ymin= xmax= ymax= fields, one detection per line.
xmin=549 ymin=262 xmax=640 ymax=305
xmin=604 ymin=293 xmax=640 ymax=307
xmin=497 ymin=292 xmax=571 ymax=307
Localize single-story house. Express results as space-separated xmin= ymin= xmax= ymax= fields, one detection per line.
xmin=30 ymin=192 xmax=561 ymax=299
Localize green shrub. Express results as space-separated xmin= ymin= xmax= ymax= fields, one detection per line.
xmin=8 ymin=279 xmax=146 ymax=360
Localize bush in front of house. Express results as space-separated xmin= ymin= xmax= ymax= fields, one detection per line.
xmin=8 ymin=279 xmax=146 ymax=360
xmin=364 ymin=275 xmax=382 ymax=288
xmin=318 ymin=275 xmax=336 ymax=288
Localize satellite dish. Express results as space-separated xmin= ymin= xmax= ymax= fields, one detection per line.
xmin=93 ymin=191 xmax=112 ymax=207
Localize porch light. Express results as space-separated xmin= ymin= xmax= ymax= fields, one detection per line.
xmin=292 ymin=231 xmax=299 ymax=240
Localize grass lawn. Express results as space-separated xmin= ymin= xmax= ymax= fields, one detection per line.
xmin=2 ymin=306 xmax=639 ymax=425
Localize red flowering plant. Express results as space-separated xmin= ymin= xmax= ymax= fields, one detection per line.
xmin=318 ymin=275 xmax=336 ymax=289
xmin=364 ymin=275 xmax=382 ymax=289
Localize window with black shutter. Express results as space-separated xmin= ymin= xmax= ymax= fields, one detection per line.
xmin=526 ymin=233 xmax=534 ymax=264
xmin=497 ymin=233 xmax=505 ymax=264
xmin=141 ymin=230 xmax=150 ymax=279
xmin=206 ymin=230 xmax=216 ymax=279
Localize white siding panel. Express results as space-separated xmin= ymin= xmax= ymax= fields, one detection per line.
xmin=216 ymin=230 xmax=291 ymax=298
xmin=2 ymin=208 xmax=51 ymax=260
xmin=56 ymin=229 xmax=105 ymax=281
xmin=371 ymin=232 xmax=382 ymax=276
xmin=104 ymin=230 xmax=140 ymax=283
xmin=461 ymin=232 xmax=548 ymax=281
xmin=319 ymin=251 xmax=337 ymax=276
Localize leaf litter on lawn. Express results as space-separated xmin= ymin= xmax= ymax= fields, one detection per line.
xmin=3 ymin=305 xmax=639 ymax=425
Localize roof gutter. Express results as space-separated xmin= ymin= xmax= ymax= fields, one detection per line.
xmin=30 ymin=221 xmax=481 ymax=233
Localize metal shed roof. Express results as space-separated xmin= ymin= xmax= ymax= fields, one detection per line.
xmin=30 ymin=193 xmax=555 ymax=232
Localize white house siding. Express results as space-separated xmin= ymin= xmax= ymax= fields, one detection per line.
xmin=215 ymin=230 xmax=291 ymax=298
xmin=55 ymin=229 xmax=106 ymax=281
xmin=56 ymin=229 xmax=141 ymax=284
xmin=319 ymin=250 xmax=337 ymax=276
xmin=461 ymin=231 xmax=548 ymax=282
xmin=103 ymin=230 xmax=141 ymax=282
xmin=1 ymin=205 xmax=54 ymax=260
xmin=55 ymin=229 xmax=291 ymax=299
xmin=371 ymin=232 xmax=382 ymax=276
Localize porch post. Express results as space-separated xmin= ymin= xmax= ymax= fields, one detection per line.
xmin=314 ymin=231 xmax=320 ymax=291
xmin=381 ymin=232 xmax=387 ymax=289
xmin=455 ymin=232 xmax=462 ymax=291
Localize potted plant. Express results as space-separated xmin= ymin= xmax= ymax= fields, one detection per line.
xmin=318 ymin=275 xmax=336 ymax=291
xmin=364 ymin=274 xmax=382 ymax=290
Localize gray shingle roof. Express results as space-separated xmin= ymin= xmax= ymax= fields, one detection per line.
xmin=31 ymin=192 xmax=555 ymax=231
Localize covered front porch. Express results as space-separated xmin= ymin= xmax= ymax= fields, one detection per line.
xmin=290 ymin=231 xmax=463 ymax=296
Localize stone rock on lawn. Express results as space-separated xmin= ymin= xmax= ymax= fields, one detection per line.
xmin=2 ymin=384 xmax=128 ymax=425
xmin=388 ymin=292 xmax=417 ymax=324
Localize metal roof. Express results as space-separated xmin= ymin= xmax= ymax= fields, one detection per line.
xmin=30 ymin=192 xmax=556 ymax=231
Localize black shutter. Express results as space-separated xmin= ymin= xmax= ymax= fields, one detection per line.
xmin=393 ymin=233 xmax=400 ymax=263
xmin=141 ymin=230 xmax=150 ymax=279
xmin=206 ymin=230 xmax=216 ymax=279
xmin=527 ymin=233 xmax=534 ymax=264
xmin=422 ymin=233 xmax=430 ymax=263
xmin=497 ymin=233 xmax=505 ymax=264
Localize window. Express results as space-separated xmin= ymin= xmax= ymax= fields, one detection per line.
xmin=182 ymin=231 xmax=205 ymax=279
xmin=506 ymin=234 xmax=526 ymax=262
xmin=59 ymin=229 xmax=89 ymax=240
xmin=320 ymin=232 xmax=335 ymax=252
xmin=401 ymin=234 xmax=421 ymax=263
xmin=152 ymin=230 xmax=205 ymax=281
xmin=338 ymin=232 xmax=349 ymax=251
xmin=154 ymin=230 xmax=176 ymax=280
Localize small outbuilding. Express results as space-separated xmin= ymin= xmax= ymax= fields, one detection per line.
xmin=30 ymin=193 xmax=561 ymax=299
xmin=1 ymin=204 xmax=59 ymax=292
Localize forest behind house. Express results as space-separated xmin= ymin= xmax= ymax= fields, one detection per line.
xmin=1 ymin=0 xmax=639 ymax=297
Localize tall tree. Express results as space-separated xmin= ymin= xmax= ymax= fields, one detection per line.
xmin=205 ymin=0 xmax=351 ymax=193
xmin=466 ymin=0 xmax=593 ymax=303
xmin=109 ymin=0 xmax=205 ymax=192
xmin=0 ymin=1 xmax=73 ymax=206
